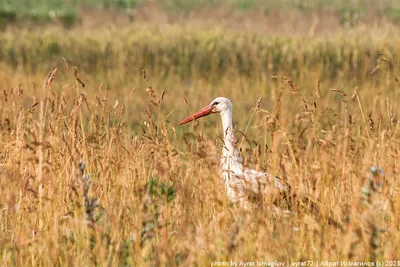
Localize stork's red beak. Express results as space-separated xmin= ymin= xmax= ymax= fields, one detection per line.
xmin=178 ymin=105 xmax=213 ymax=125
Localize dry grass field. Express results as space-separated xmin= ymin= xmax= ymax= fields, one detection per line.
xmin=1 ymin=6 xmax=400 ymax=266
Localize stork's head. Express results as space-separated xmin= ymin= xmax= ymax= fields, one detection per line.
xmin=178 ymin=97 xmax=232 ymax=125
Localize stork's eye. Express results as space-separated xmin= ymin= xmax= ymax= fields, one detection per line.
xmin=212 ymin=101 xmax=220 ymax=106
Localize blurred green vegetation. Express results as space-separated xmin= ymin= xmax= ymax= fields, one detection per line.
xmin=0 ymin=27 xmax=393 ymax=86
xmin=1 ymin=0 xmax=400 ymax=28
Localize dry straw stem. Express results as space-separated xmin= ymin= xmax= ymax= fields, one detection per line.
xmin=238 ymin=97 xmax=262 ymax=151
xmin=331 ymin=87 xmax=371 ymax=139
xmin=354 ymin=90 xmax=371 ymax=139
xmin=38 ymin=68 xmax=57 ymax=202
xmin=256 ymin=108 xmax=298 ymax=170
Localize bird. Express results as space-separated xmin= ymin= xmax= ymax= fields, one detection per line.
xmin=178 ymin=97 xmax=288 ymax=208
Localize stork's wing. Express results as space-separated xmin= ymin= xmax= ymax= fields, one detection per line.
xmin=225 ymin=164 xmax=289 ymax=194
xmin=244 ymin=167 xmax=289 ymax=192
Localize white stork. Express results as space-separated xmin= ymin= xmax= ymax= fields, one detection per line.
xmin=179 ymin=97 xmax=288 ymax=208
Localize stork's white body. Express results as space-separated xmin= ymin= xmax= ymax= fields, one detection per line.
xmin=179 ymin=97 xmax=287 ymax=206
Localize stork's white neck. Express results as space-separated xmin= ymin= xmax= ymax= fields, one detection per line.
xmin=220 ymin=109 xmax=237 ymax=158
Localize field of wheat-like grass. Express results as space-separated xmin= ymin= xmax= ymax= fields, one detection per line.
xmin=0 ymin=24 xmax=400 ymax=265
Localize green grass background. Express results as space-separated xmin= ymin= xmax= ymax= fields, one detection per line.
xmin=2 ymin=0 xmax=400 ymax=28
